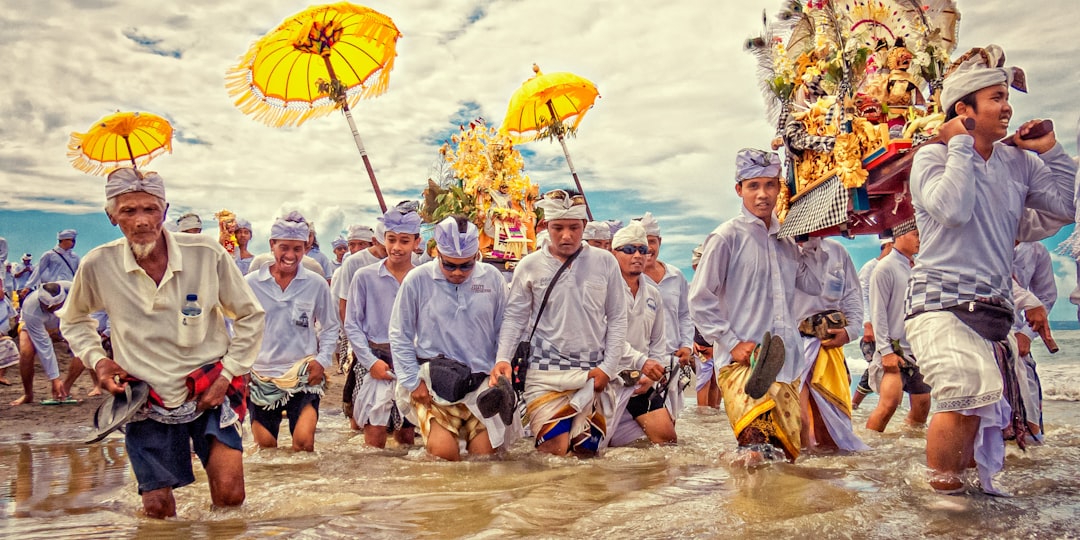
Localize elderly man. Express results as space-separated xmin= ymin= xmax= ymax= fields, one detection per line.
xmin=9 ymin=281 xmax=98 ymax=405
xmin=606 ymin=221 xmax=677 ymax=447
xmin=176 ymin=213 xmax=202 ymax=234
xmin=906 ymin=45 xmax=1077 ymax=494
xmin=343 ymin=205 xmax=421 ymax=444
xmin=492 ymin=190 xmax=627 ymax=457
xmin=23 ymin=230 xmax=80 ymax=294
xmin=866 ymin=221 xmax=931 ymax=433
xmin=689 ymin=148 xmax=824 ymax=463
xmin=792 ymin=236 xmax=869 ymax=453
xmin=234 ymin=218 xmax=255 ymax=275
xmin=59 ymin=167 xmax=265 ymax=518
xmin=583 ymin=221 xmax=612 ymax=250
xmin=245 ymin=213 xmax=338 ymax=452
xmin=391 ymin=216 xmax=517 ymax=460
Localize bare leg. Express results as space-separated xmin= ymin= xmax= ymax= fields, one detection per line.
xmin=0 ymin=367 xmax=9 ymax=385
xmin=805 ymin=390 xmax=837 ymax=451
xmin=851 ymin=389 xmax=868 ymax=410
xmin=363 ymin=424 xmax=388 ymax=448
xmin=926 ymin=411 xmax=980 ymax=491
xmin=636 ymin=409 xmax=677 ymax=444
xmin=906 ymin=393 xmax=931 ymax=426
xmin=466 ymin=429 xmax=496 ymax=456
xmin=62 ymin=359 xmax=84 ymax=397
xmin=393 ymin=426 xmax=416 ymax=445
xmin=141 ymin=487 xmax=177 ymax=519
xmin=709 ymin=380 xmax=721 ymax=408
xmin=251 ymin=419 xmax=279 ymax=449
xmin=9 ymin=330 xmax=35 ymax=405
xmin=536 ymin=431 xmax=570 ymax=456
xmin=425 ymin=421 xmax=462 ymax=461
xmin=205 ymin=437 xmax=245 ymax=508
xmin=290 ymin=404 xmax=318 ymax=452
xmin=866 ymin=371 xmax=902 ymax=432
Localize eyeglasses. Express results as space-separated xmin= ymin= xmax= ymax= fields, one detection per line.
xmin=440 ymin=258 xmax=476 ymax=272
xmin=614 ymin=245 xmax=649 ymax=255
xmin=542 ymin=189 xmax=586 ymax=206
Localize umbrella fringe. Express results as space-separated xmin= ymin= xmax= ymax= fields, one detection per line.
xmin=67 ymin=131 xmax=171 ymax=176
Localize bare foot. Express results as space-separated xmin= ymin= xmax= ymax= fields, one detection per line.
xmin=0 ymin=376 xmax=10 ymax=386
xmin=88 ymin=387 xmax=102 ymax=397
xmin=9 ymin=394 xmax=31 ymax=406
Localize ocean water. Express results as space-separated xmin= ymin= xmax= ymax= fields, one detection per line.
xmin=1 ymin=334 xmax=1078 ymax=539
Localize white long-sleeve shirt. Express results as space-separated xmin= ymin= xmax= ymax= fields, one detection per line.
xmin=870 ymin=249 xmax=914 ymax=359
xmin=59 ymin=230 xmax=265 ymax=407
xmin=858 ymin=257 xmax=880 ymax=324
xmin=20 ymin=281 xmax=71 ymax=380
xmin=333 ymin=248 xmax=383 ymax=301
xmin=907 ymin=136 xmax=1077 ymax=315
xmin=344 ymin=260 xmax=403 ymax=370
xmin=689 ymin=205 xmax=825 ymax=383
xmin=645 ymin=262 xmax=693 ymax=354
xmin=620 ymin=276 xmax=666 ymax=371
xmin=245 ymin=265 xmax=339 ymax=376
xmin=793 ymin=238 xmax=863 ymax=342
xmin=391 ymin=261 xmax=508 ymax=392
xmin=1012 ymin=241 xmax=1057 ymax=339
xmin=495 ymin=244 xmax=628 ymax=378
xmin=26 ymin=247 xmax=79 ymax=289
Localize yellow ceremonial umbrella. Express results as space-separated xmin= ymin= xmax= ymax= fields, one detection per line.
xmin=226 ymin=2 xmax=401 ymax=212
xmin=500 ymin=64 xmax=599 ymax=220
xmin=67 ymin=111 xmax=173 ymax=175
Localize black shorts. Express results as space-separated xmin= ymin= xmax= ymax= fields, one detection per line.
xmin=900 ymin=364 xmax=932 ymax=395
xmin=626 ymin=387 xmax=667 ymax=419
xmin=248 ymin=392 xmax=321 ymax=440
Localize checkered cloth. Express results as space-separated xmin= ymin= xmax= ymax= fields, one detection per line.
xmin=778 ymin=175 xmax=849 ymax=238
xmin=781 ymin=106 xmax=836 ymax=153
xmin=905 ymin=268 xmax=1013 ymax=314
xmin=528 ymin=338 xmax=603 ymax=372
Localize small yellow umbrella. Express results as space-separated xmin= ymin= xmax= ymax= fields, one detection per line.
xmin=67 ymin=111 xmax=173 ymax=175
xmin=500 ymin=64 xmax=599 ymax=220
xmin=226 ymin=2 xmax=401 ymax=212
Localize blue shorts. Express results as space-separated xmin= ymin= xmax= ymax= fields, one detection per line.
xmin=248 ymin=391 xmax=321 ymax=440
xmin=124 ymin=407 xmax=243 ymax=494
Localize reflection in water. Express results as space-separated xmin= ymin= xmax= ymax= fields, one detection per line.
xmin=2 ymin=400 xmax=1080 ymax=538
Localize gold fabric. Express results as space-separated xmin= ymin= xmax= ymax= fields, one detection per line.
xmin=717 ymin=363 xmax=802 ymax=460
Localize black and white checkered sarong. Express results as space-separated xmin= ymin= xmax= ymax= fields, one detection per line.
xmin=528 ymin=338 xmax=603 ymax=372
xmin=777 ymin=175 xmax=848 ymax=239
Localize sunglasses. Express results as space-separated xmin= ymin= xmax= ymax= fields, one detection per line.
xmin=542 ymin=189 xmax=586 ymax=206
xmin=440 ymin=258 xmax=476 ymax=272
xmin=614 ymin=245 xmax=649 ymax=255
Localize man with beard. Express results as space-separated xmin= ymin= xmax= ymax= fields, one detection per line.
xmin=59 ymin=167 xmax=264 ymax=518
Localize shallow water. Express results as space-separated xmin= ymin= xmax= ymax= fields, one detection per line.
xmin=3 ymin=334 xmax=1080 ymax=539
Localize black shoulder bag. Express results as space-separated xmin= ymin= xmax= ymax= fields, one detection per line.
xmin=510 ymin=247 xmax=582 ymax=392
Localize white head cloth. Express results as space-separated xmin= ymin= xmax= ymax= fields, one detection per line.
xmin=176 ymin=214 xmax=201 ymax=231
xmin=105 ymin=167 xmax=166 ymax=201
xmin=347 ymin=225 xmax=374 ymax=242
xmin=434 ymin=216 xmax=479 ymax=258
xmin=941 ymin=45 xmax=1026 ymax=114
xmin=612 ymin=221 xmax=648 ymax=250
xmin=583 ymin=221 xmax=611 ymax=241
xmin=379 ymin=204 xmax=422 ymax=235
xmin=537 ymin=197 xmax=588 ymax=221
xmin=57 ymin=229 xmax=77 ymax=241
xmin=235 ymin=218 xmax=252 ymax=231
xmin=735 ymin=148 xmax=782 ymax=182
xmin=270 ymin=211 xmax=310 ymax=241
xmin=38 ymin=281 xmax=68 ymax=308
xmin=331 ymin=237 xmax=348 ymax=249
xmin=605 ymin=219 xmax=623 ymax=236
xmin=691 ymin=244 xmax=704 ymax=267
xmin=637 ymin=212 xmax=660 ymax=237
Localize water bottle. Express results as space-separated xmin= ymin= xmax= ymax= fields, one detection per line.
xmin=181 ymin=294 xmax=202 ymax=317
xmin=823 ymin=265 xmax=845 ymax=302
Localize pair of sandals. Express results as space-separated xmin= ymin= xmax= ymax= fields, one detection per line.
xmin=477 ymin=375 xmax=517 ymax=426
xmin=40 ymin=396 xmax=80 ymax=405
xmin=745 ymin=331 xmax=786 ymax=400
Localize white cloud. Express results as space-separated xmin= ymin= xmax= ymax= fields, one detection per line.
xmin=0 ymin=0 xmax=1078 ymax=263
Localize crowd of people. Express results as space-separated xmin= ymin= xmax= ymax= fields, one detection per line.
xmin=0 ymin=48 xmax=1077 ymax=518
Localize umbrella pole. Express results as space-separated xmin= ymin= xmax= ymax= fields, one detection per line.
xmin=123 ymin=135 xmax=137 ymax=167
xmin=545 ymin=101 xmax=593 ymax=221
xmin=323 ymin=56 xmax=387 ymax=213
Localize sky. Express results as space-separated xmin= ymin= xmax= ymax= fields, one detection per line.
xmin=1 ymin=0 xmax=1078 ymax=317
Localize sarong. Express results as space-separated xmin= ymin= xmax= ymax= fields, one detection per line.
xmin=906 ymin=310 xmax=1011 ymax=494
xmin=716 ymin=363 xmax=802 ymax=460
xmin=799 ymin=338 xmax=869 ymax=452
xmin=523 ymin=369 xmax=613 ymax=454
xmin=249 ymin=356 xmax=324 ymax=410
xmin=395 ymin=363 xmax=522 ymax=449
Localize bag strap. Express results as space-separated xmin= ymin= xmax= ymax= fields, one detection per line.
xmin=53 ymin=249 xmax=76 ymax=276
xmin=526 ymin=246 xmax=583 ymax=342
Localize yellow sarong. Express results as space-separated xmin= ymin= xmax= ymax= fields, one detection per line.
xmin=810 ymin=345 xmax=853 ymax=417
xmin=716 ymin=363 xmax=802 ymax=460
xmin=415 ymin=401 xmax=486 ymax=443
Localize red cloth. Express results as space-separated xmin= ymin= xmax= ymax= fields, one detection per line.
xmin=143 ymin=361 xmax=249 ymax=421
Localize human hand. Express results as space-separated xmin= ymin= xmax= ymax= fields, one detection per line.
xmin=370 ymin=360 xmax=394 ymax=381
xmin=1015 ymin=333 xmax=1031 ymax=358
xmin=937 ymin=115 xmax=974 ymax=143
xmin=730 ymin=341 xmax=757 ymax=366
xmin=881 ymin=353 xmax=901 ymax=373
xmin=51 ymin=378 xmax=69 ymax=400
xmin=196 ymin=376 xmax=230 ymax=411
xmin=306 ymin=359 xmax=325 ymax=386
xmin=674 ymin=347 xmax=692 ymax=366
xmin=632 ymin=376 xmax=655 ymax=396
xmin=820 ymin=328 xmax=850 ymax=348
xmin=1012 ymin=119 xmax=1056 ymax=154
xmin=641 ymin=359 xmax=665 ymax=381
xmin=588 ymin=368 xmax=610 ymax=392
xmin=94 ymin=358 xmax=129 ymax=395
xmin=411 ymin=380 xmax=432 ymax=407
xmin=490 ymin=361 xmax=512 ymax=387
xmin=863 ymin=323 xmax=875 ymax=343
